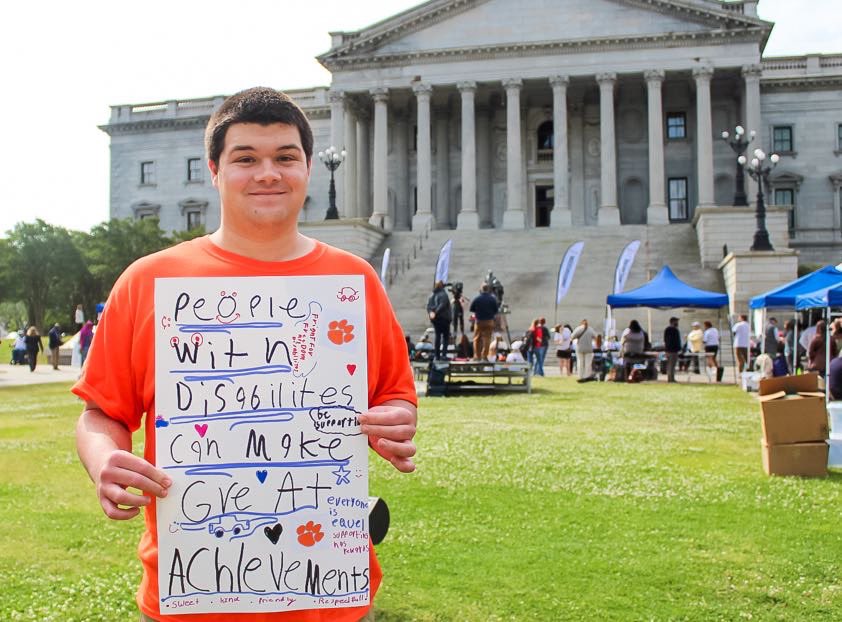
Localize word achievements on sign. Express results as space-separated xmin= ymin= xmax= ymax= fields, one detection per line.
xmin=154 ymin=275 xmax=369 ymax=615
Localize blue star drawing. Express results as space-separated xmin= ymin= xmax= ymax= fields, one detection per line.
xmin=332 ymin=465 xmax=351 ymax=485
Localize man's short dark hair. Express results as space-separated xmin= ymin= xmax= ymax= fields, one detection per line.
xmin=481 ymin=284 xmax=491 ymax=293
xmin=205 ymin=87 xmax=314 ymax=167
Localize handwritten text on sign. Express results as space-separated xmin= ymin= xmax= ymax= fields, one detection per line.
xmin=154 ymin=276 xmax=368 ymax=615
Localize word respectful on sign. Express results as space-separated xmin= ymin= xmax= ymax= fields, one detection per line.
xmin=154 ymin=275 xmax=369 ymax=615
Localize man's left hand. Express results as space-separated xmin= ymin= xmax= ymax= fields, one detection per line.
xmin=360 ymin=401 xmax=417 ymax=473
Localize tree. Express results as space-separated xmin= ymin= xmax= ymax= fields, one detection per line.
xmin=2 ymin=220 xmax=88 ymax=331
xmin=82 ymin=217 xmax=171 ymax=305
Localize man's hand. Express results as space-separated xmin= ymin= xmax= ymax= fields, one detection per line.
xmin=359 ymin=400 xmax=417 ymax=473
xmin=94 ymin=449 xmax=172 ymax=520
xmin=76 ymin=403 xmax=171 ymax=521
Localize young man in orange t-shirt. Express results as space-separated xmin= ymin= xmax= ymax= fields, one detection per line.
xmin=73 ymin=87 xmax=418 ymax=622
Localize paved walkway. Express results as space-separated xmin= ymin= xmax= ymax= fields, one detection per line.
xmin=0 ymin=363 xmax=80 ymax=388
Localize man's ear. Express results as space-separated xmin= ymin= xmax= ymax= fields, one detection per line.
xmin=208 ymin=160 xmax=219 ymax=187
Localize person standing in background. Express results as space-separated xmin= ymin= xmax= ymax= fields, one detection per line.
xmin=764 ymin=317 xmax=779 ymax=355
xmin=48 ymin=323 xmax=62 ymax=370
xmin=426 ymin=281 xmax=452 ymax=361
xmin=553 ymin=323 xmax=573 ymax=376
xmin=79 ymin=320 xmax=94 ymax=366
xmin=686 ymin=321 xmax=704 ymax=374
xmin=469 ymin=284 xmax=499 ymax=361
xmin=703 ymin=320 xmax=721 ymax=382
xmin=570 ymin=319 xmax=596 ymax=382
xmin=732 ymin=314 xmax=750 ymax=373
xmin=74 ymin=304 xmax=84 ymax=332
xmin=664 ymin=317 xmax=681 ymax=383
xmin=24 ymin=326 xmax=43 ymax=372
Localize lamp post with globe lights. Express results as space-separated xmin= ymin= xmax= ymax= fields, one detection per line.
xmin=720 ymin=125 xmax=755 ymax=206
xmin=738 ymin=148 xmax=780 ymax=252
xmin=318 ymin=146 xmax=346 ymax=220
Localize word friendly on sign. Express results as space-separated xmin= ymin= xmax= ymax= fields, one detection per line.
xmin=154 ymin=275 xmax=369 ymax=615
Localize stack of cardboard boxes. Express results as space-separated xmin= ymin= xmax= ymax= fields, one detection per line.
xmin=758 ymin=374 xmax=828 ymax=477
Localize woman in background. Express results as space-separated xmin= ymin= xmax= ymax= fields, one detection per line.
xmin=24 ymin=326 xmax=43 ymax=372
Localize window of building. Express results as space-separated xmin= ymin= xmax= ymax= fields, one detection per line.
xmin=837 ymin=123 xmax=842 ymax=152
xmin=140 ymin=161 xmax=155 ymax=185
xmin=666 ymin=113 xmax=686 ymax=139
xmin=187 ymin=158 xmax=202 ymax=182
xmin=775 ymin=188 xmax=796 ymax=230
xmin=668 ymin=177 xmax=689 ymax=221
xmin=186 ymin=209 xmax=203 ymax=230
xmin=772 ymin=125 xmax=793 ymax=153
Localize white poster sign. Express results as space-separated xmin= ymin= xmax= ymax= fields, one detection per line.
xmin=613 ymin=240 xmax=641 ymax=294
xmin=434 ymin=239 xmax=453 ymax=285
xmin=556 ymin=241 xmax=585 ymax=305
xmin=154 ymin=275 xmax=369 ymax=615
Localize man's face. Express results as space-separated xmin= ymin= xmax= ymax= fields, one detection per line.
xmin=210 ymin=122 xmax=311 ymax=237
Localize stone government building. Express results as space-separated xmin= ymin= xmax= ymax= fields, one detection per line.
xmin=103 ymin=0 xmax=842 ymax=329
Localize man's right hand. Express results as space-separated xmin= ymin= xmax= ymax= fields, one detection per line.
xmin=76 ymin=404 xmax=171 ymax=521
xmin=94 ymin=449 xmax=172 ymax=520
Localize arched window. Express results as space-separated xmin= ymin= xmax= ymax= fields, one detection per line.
xmin=537 ymin=121 xmax=553 ymax=162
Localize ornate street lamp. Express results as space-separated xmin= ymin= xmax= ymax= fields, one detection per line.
xmin=738 ymin=148 xmax=780 ymax=252
xmin=318 ymin=145 xmax=346 ymax=220
xmin=720 ymin=125 xmax=755 ymax=206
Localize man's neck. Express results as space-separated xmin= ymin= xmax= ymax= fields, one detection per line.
xmin=209 ymin=226 xmax=315 ymax=263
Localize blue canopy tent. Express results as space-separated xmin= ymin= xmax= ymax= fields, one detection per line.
xmin=748 ymin=265 xmax=842 ymax=366
xmin=607 ymin=266 xmax=730 ymax=382
xmin=749 ymin=265 xmax=842 ymax=310
xmin=607 ymin=265 xmax=729 ymax=309
xmin=795 ymin=282 xmax=842 ymax=311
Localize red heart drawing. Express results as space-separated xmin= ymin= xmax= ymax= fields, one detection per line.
xmin=346 ymin=364 xmax=357 ymax=375
xmin=194 ymin=423 xmax=208 ymax=438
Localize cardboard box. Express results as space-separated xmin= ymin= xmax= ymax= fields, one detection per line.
xmin=762 ymin=441 xmax=828 ymax=477
xmin=758 ymin=374 xmax=829 ymax=445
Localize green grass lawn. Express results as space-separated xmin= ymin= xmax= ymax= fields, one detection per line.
xmin=1 ymin=379 xmax=841 ymax=621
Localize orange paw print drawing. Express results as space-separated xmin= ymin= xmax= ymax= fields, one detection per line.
xmin=328 ymin=319 xmax=355 ymax=345
xmin=296 ymin=521 xmax=325 ymax=547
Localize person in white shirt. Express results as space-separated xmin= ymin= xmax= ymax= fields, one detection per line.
xmin=800 ymin=323 xmax=817 ymax=354
xmin=507 ymin=340 xmax=526 ymax=363
xmin=552 ymin=323 xmax=573 ymax=375
xmin=732 ymin=314 xmax=750 ymax=373
xmin=703 ymin=320 xmax=721 ymax=380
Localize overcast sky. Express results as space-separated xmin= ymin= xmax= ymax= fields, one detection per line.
xmin=0 ymin=0 xmax=838 ymax=237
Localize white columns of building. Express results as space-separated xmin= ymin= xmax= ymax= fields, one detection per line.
xmin=356 ymin=111 xmax=371 ymax=218
xmin=328 ymin=90 xmax=346 ymax=217
xmin=502 ymin=78 xmax=525 ymax=229
xmin=476 ymin=103 xmax=493 ymax=228
xmin=743 ymin=64 xmax=763 ymax=203
xmin=343 ymin=105 xmax=357 ymax=219
xmin=394 ymin=109 xmax=410 ymax=230
xmin=693 ymin=66 xmax=715 ymax=209
xmin=644 ymin=70 xmax=668 ymax=224
xmin=412 ymin=82 xmax=433 ymax=230
xmin=457 ymin=81 xmax=479 ymax=229
xmin=596 ymin=72 xmax=620 ymax=225
xmin=370 ymin=88 xmax=389 ymax=228
xmin=549 ymin=75 xmax=571 ymax=227
xmin=434 ymin=105 xmax=450 ymax=228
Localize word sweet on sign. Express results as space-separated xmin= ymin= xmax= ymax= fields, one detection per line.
xmin=154 ymin=276 xmax=369 ymax=615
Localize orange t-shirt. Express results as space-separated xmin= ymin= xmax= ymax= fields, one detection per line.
xmin=72 ymin=236 xmax=416 ymax=622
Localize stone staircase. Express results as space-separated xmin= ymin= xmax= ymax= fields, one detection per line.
xmin=372 ymin=225 xmax=735 ymax=366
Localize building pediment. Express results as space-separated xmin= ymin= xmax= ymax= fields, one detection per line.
xmin=318 ymin=0 xmax=772 ymax=71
